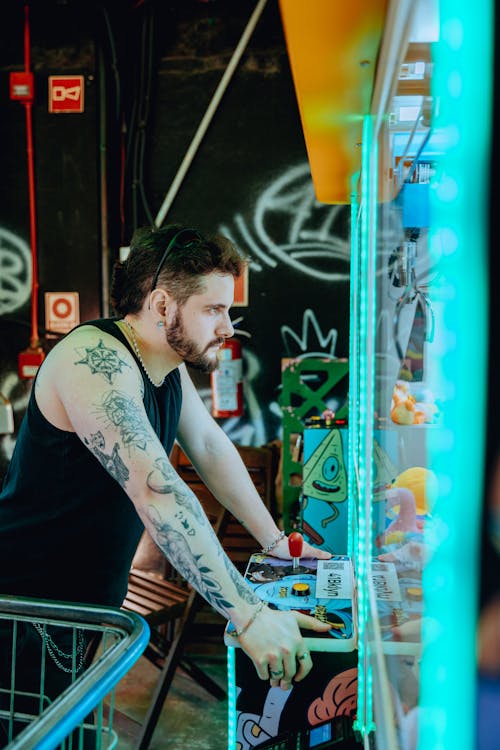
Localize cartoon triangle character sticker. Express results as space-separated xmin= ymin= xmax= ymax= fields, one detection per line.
xmin=302 ymin=430 xmax=348 ymax=528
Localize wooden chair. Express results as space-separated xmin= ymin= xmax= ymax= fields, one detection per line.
xmin=121 ymin=442 xmax=277 ymax=749
xmin=171 ymin=442 xmax=278 ymax=569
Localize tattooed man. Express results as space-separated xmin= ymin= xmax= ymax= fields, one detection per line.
xmin=0 ymin=225 xmax=330 ymax=740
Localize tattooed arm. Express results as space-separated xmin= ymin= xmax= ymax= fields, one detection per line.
xmin=35 ymin=326 xmax=330 ymax=688
xmin=176 ymin=365 xmax=331 ymax=561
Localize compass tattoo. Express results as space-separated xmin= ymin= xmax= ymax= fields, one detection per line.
xmin=75 ymin=339 xmax=130 ymax=383
xmin=85 ymin=430 xmax=129 ymax=487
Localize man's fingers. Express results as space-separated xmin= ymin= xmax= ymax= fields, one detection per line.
xmin=254 ymin=656 xmax=271 ymax=680
xmin=294 ymin=648 xmax=312 ymax=682
xmin=302 ymin=542 xmax=332 ymax=559
xmin=281 ymin=650 xmax=296 ymax=685
xmin=268 ymin=661 xmax=285 ymax=687
xmin=292 ymin=611 xmax=332 ymax=631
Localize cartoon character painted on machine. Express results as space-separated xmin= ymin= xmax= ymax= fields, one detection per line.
xmin=234 ymin=668 xmax=358 ymax=749
xmin=302 ymin=429 xmax=348 ymax=531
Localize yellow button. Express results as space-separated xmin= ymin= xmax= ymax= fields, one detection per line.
xmin=292 ymin=582 xmax=310 ymax=596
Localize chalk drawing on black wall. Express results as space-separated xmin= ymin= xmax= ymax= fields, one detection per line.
xmin=0 ymin=227 xmax=32 ymax=314
xmin=196 ymin=307 xmax=341 ymax=447
xmin=196 ymin=346 xmax=267 ymax=447
xmin=281 ymin=308 xmax=338 ymax=360
xmin=218 ymin=163 xmax=349 ymax=280
xmin=210 ymin=163 xmax=349 ymax=447
xmin=0 ymin=371 xmax=30 ymax=464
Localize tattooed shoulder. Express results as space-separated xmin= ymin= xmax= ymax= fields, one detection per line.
xmin=74 ymin=339 xmax=131 ymax=384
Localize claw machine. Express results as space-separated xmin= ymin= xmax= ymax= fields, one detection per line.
xmin=226 ymin=0 xmax=493 ymax=747
xmin=350 ymin=1 xmax=492 ymax=749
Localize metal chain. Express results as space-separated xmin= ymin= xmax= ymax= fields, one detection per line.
xmin=33 ymin=623 xmax=86 ymax=674
xmin=123 ymin=319 xmax=165 ymax=388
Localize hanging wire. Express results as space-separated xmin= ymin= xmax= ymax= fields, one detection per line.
xmin=129 ymin=2 xmax=156 ymax=229
xmin=101 ymin=5 xmax=121 ymax=122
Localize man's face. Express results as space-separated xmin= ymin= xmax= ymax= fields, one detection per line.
xmin=165 ymin=272 xmax=235 ymax=373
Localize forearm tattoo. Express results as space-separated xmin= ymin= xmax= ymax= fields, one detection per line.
xmin=147 ymin=506 xmax=234 ymax=613
xmin=94 ymin=390 xmax=151 ymax=451
xmin=146 ymin=457 xmax=206 ymax=525
xmin=223 ymin=557 xmax=260 ymax=604
xmin=74 ymin=340 xmax=130 ymax=383
xmin=84 ymin=431 xmax=129 ymax=487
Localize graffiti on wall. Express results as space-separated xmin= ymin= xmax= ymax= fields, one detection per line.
xmin=0 ymin=371 xmax=30 ymax=465
xmin=0 ymin=226 xmax=32 ymax=315
xmin=0 ymin=163 xmax=349 ymax=458
xmin=280 ymin=308 xmax=338 ymax=360
xmin=219 ymin=163 xmax=350 ymax=281
xmin=211 ymin=163 xmax=349 ymax=446
xmin=0 ymin=226 xmax=32 ymax=467
xmin=198 ymin=307 xmax=341 ymax=447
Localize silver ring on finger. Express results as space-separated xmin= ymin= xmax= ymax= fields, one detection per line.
xmin=297 ymin=651 xmax=309 ymax=661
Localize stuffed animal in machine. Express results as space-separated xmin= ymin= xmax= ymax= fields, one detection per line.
xmin=392 ymin=466 xmax=438 ymax=517
xmin=390 ymin=381 xmax=439 ymax=425
xmin=377 ymin=466 xmax=438 ymax=547
xmin=383 ymin=487 xmax=420 ymax=545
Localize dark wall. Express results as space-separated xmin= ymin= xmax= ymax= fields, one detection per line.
xmin=0 ymin=0 xmax=351 ymax=478
xmin=0 ymin=1 xmax=103 ymax=475
xmin=144 ymin=2 xmax=350 ymax=445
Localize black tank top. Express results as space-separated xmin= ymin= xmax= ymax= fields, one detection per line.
xmin=0 ymin=319 xmax=182 ymax=607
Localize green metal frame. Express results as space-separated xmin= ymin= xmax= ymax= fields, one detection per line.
xmin=279 ymin=358 xmax=349 ymax=532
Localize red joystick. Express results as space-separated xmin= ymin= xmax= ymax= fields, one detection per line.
xmin=288 ymin=531 xmax=303 ymax=570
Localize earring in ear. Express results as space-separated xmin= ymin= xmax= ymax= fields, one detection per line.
xmin=157 ymin=320 xmax=165 ymax=329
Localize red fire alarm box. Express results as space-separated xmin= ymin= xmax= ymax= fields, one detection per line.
xmin=48 ymin=75 xmax=84 ymax=113
xmin=18 ymin=347 xmax=45 ymax=380
xmin=9 ymin=71 xmax=34 ymax=101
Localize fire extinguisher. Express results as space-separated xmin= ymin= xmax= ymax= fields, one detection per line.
xmin=211 ymin=337 xmax=244 ymax=418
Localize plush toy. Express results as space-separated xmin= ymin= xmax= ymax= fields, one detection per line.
xmin=390 ymin=381 xmax=439 ymax=425
xmin=376 ymin=467 xmax=438 ymax=548
xmin=384 ymin=487 xmax=421 ymax=545
xmin=392 ymin=466 xmax=438 ymax=516
xmin=391 ymin=382 xmax=419 ymax=424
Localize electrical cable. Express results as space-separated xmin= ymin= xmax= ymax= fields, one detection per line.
xmin=101 ymin=5 xmax=121 ymax=121
xmin=130 ymin=5 xmax=153 ymax=229
xmin=22 ymin=3 xmax=41 ymax=351
xmin=119 ymin=115 xmax=127 ymax=245
xmin=137 ymin=7 xmax=155 ymax=225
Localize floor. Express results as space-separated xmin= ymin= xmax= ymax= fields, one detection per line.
xmin=109 ymin=619 xmax=229 ymax=750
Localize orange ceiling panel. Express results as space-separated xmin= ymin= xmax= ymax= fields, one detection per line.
xmin=279 ymin=0 xmax=388 ymax=204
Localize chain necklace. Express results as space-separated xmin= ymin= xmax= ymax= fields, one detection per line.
xmin=124 ymin=319 xmax=165 ymax=388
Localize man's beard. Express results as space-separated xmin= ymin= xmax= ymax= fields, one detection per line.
xmin=166 ymin=309 xmax=222 ymax=374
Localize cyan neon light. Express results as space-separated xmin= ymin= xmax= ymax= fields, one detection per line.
xmin=348 ymin=172 xmax=360 ymax=561
xmin=353 ymin=113 xmax=377 ymax=738
xmin=227 ymin=646 xmax=237 ymax=750
xmin=419 ymin=1 xmax=492 ymax=748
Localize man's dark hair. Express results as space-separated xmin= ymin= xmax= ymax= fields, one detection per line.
xmin=110 ymin=224 xmax=245 ymax=316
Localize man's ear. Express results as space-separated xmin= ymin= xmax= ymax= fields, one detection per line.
xmin=149 ymin=288 xmax=173 ymax=319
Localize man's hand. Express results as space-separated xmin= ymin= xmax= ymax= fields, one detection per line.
xmin=269 ymin=536 xmax=332 ymax=560
xmin=237 ymin=606 xmax=332 ymax=689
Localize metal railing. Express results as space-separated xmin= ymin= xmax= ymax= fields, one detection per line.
xmin=0 ymin=595 xmax=150 ymax=749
